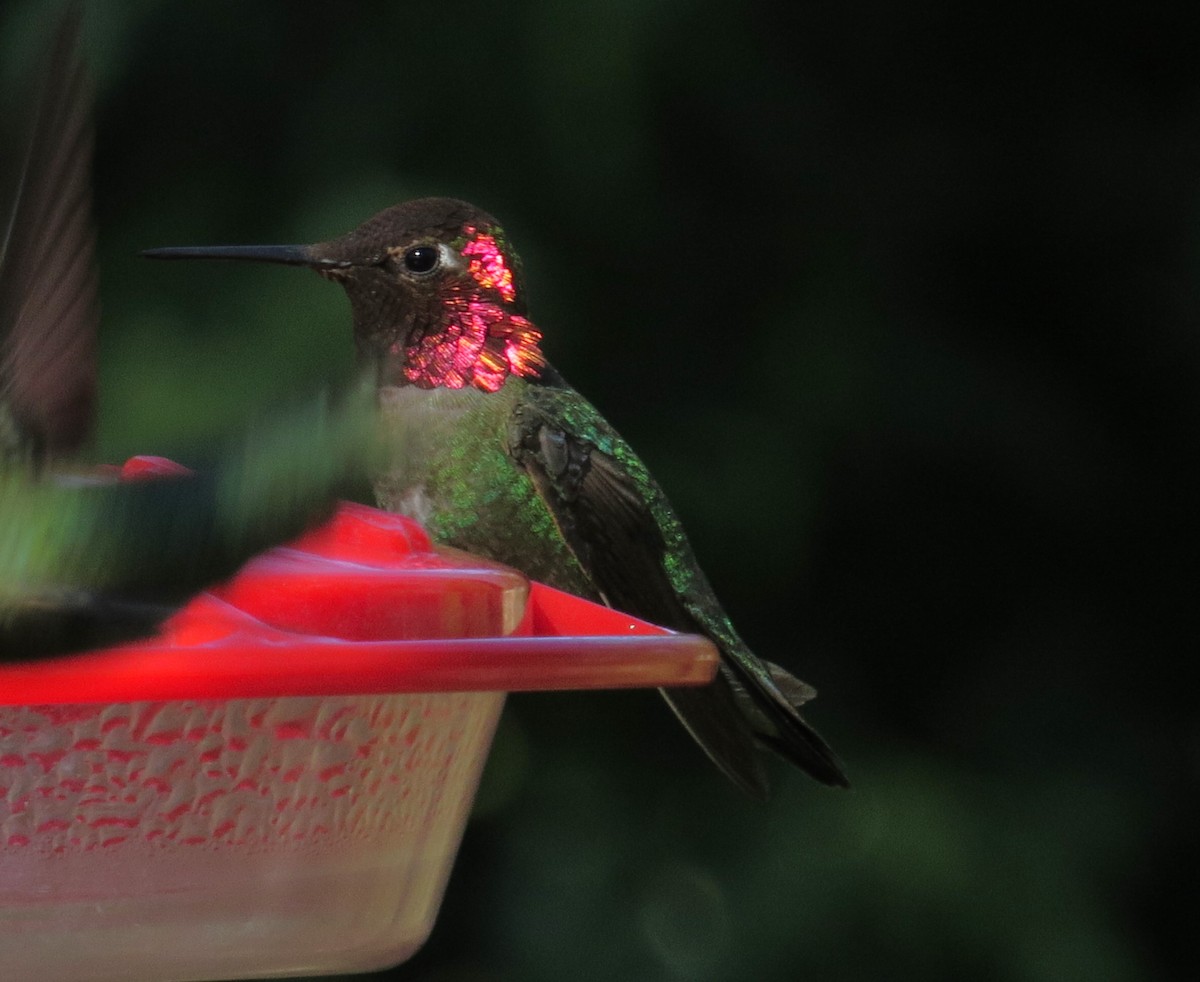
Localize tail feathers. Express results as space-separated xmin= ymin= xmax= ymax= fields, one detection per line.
xmin=659 ymin=680 xmax=771 ymax=800
xmin=752 ymin=713 xmax=850 ymax=790
xmin=765 ymin=658 xmax=817 ymax=708
xmin=660 ymin=657 xmax=849 ymax=798
xmin=732 ymin=659 xmax=850 ymax=789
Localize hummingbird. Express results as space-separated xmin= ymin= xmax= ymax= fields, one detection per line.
xmin=144 ymin=198 xmax=848 ymax=798
xmin=0 ymin=6 xmax=377 ymax=661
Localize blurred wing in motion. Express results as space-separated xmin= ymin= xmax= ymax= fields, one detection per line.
xmin=0 ymin=3 xmax=96 ymax=465
xmin=0 ymin=9 xmax=381 ymax=661
xmin=0 ymin=380 xmax=379 ymax=660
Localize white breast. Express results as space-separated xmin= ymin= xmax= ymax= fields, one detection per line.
xmin=375 ymin=382 xmax=503 ymax=522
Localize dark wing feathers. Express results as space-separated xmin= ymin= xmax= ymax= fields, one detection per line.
xmin=508 ymin=384 xmax=847 ymax=796
xmin=509 ymin=395 xmax=705 ymax=627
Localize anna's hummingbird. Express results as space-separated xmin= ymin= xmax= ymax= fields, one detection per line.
xmin=1 ymin=7 xmax=377 ymax=661
xmin=144 ymin=198 xmax=848 ymax=797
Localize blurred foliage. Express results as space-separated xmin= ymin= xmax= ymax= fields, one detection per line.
xmin=3 ymin=0 xmax=1196 ymax=978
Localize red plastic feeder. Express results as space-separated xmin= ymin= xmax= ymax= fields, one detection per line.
xmin=0 ymin=457 xmax=718 ymax=981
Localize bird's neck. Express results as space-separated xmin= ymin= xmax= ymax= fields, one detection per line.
xmin=373 ymin=292 xmax=546 ymax=393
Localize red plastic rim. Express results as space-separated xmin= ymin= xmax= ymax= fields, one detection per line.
xmin=1 ymin=460 xmax=718 ymax=705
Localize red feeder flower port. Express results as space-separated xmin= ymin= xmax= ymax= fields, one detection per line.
xmin=0 ymin=457 xmax=718 ymax=982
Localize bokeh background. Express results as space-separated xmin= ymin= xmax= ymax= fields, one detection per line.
xmin=2 ymin=1 xmax=1196 ymax=979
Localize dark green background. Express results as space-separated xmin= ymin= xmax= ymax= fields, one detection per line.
xmin=3 ymin=2 xmax=1194 ymax=979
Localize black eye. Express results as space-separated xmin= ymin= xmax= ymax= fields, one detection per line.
xmin=403 ymin=245 xmax=439 ymax=274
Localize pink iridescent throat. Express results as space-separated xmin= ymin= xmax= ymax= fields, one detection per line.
xmin=398 ymin=225 xmax=544 ymax=392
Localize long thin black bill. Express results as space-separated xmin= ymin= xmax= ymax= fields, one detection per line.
xmin=140 ymin=244 xmax=351 ymax=270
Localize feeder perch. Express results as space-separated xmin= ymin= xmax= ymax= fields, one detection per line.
xmin=0 ymin=457 xmax=718 ymax=981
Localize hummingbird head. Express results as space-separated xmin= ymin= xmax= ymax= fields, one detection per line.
xmin=144 ymin=197 xmax=545 ymax=392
